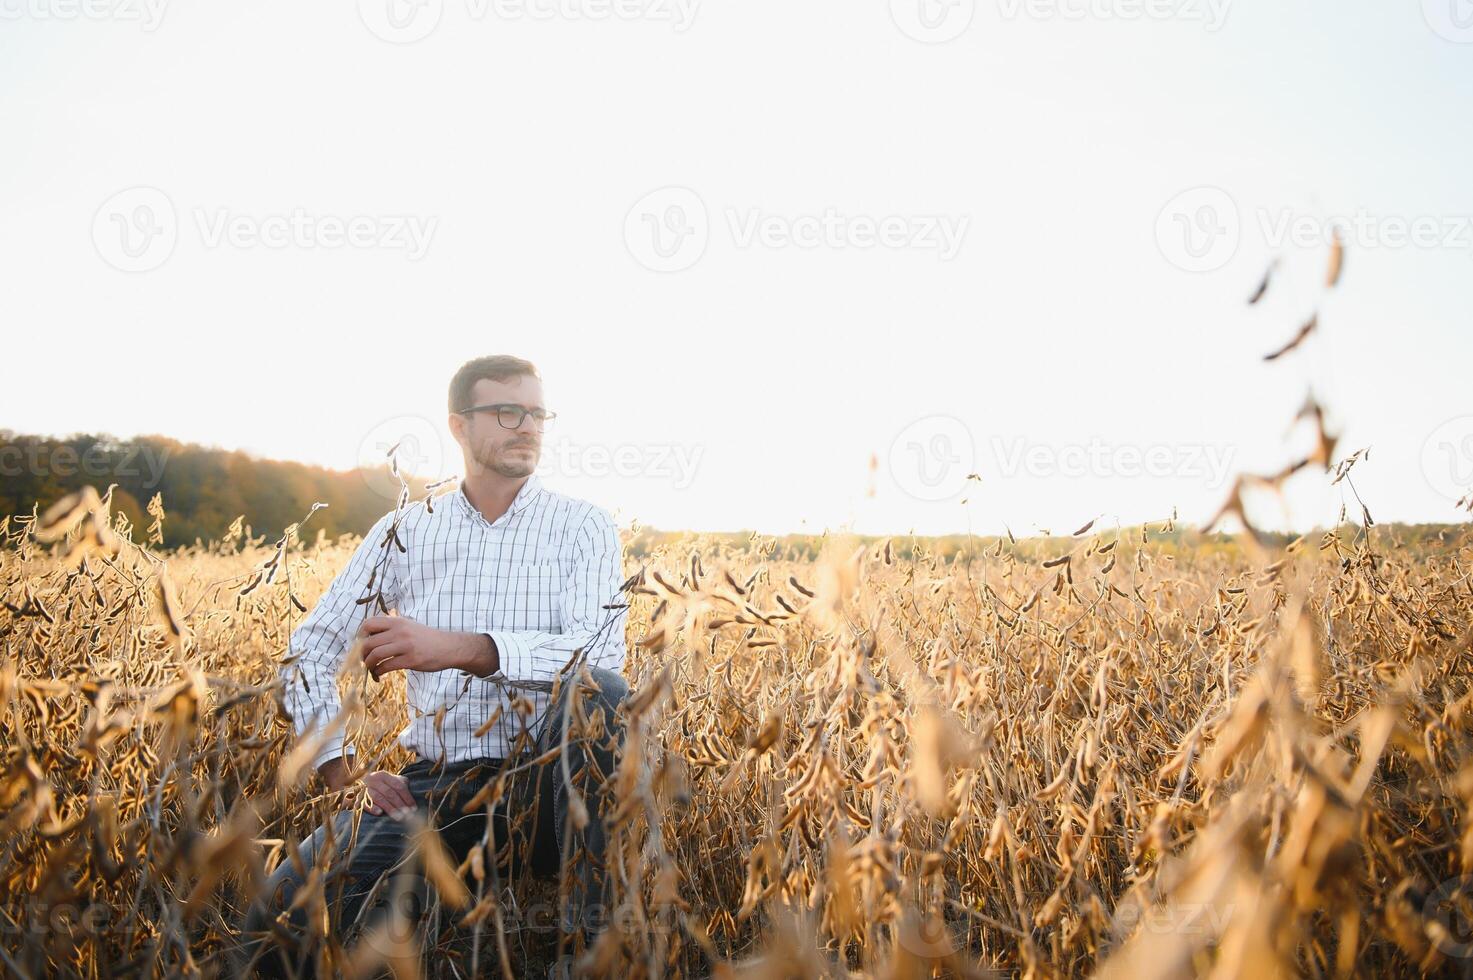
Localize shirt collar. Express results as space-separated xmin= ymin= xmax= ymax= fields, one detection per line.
xmin=456 ymin=474 xmax=543 ymax=524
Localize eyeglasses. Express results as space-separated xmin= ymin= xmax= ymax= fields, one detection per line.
xmin=457 ymin=403 xmax=557 ymax=430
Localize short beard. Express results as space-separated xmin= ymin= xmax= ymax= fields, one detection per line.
xmin=472 ymin=443 xmax=538 ymax=479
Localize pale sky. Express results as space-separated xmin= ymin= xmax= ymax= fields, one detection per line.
xmin=3 ymin=0 xmax=1471 ymax=536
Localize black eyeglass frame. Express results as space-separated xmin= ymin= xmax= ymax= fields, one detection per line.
xmin=455 ymin=403 xmax=557 ymax=430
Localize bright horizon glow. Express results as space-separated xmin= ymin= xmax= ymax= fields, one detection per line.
xmin=3 ymin=1 xmax=1471 ymax=537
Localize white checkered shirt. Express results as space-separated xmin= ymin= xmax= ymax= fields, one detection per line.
xmin=281 ymin=475 xmax=627 ymax=769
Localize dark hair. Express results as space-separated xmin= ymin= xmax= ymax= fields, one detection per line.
xmin=448 ymin=355 xmax=540 ymax=413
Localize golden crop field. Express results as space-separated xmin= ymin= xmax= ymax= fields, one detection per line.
xmin=2 ymin=489 xmax=1472 ymax=979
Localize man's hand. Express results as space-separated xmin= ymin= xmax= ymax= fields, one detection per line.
xmin=316 ymin=756 xmax=416 ymax=818
xmin=361 ymin=770 xmax=416 ymax=818
xmin=358 ymin=615 xmax=497 ymax=680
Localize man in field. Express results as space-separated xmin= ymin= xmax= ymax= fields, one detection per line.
xmin=240 ymin=355 xmax=629 ymax=979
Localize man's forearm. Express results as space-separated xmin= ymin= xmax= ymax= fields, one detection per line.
xmin=457 ymin=632 xmax=500 ymax=677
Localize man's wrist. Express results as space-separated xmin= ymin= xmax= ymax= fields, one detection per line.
xmin=458 ymin=632 xmax=499 ymax=677
xmin=317 ymin=754 xmax=353 ymax=792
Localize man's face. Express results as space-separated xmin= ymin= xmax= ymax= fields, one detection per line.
xmin=450 ymin=375 xmax=546 ymax=478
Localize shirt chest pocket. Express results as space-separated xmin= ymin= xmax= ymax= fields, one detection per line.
xmin=497 ymin=560 xmax=564 ymax=631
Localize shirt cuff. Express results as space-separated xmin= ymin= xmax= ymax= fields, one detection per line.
xmin=310 ymin=745 xmax=344 ymax=778
xmin=478 ymin=630 xmax=531 ymax=681
xmin=310 ymin=736 xmax=348 ymax=774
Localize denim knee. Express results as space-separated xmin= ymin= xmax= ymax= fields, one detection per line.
xmin=587 ymin=667 xmax=628 ymax=709
xmin=239 ymin=857 xmax=308 ymax=976
xmin=237 ymin=811 xmax=360 ymax=970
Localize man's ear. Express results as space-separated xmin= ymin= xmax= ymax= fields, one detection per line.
xmin=447 ymin=412 xmax=466 ymax=445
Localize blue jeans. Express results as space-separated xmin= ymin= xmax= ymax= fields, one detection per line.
xmin=239 ymin=667 xmax=628 ymax=978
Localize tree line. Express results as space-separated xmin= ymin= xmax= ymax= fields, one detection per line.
xmin=2 ymin=430 xmax=1463 ymax=556
xmin=0 ymin=431 xmax=420 ymax=548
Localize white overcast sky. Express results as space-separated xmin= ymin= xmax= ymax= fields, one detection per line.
xmin=3 ymin=0 xmax=1471 ymax=536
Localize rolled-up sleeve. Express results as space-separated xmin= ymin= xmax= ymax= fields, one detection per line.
xmin=480 ymin=508 xmax=626 ymax=682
